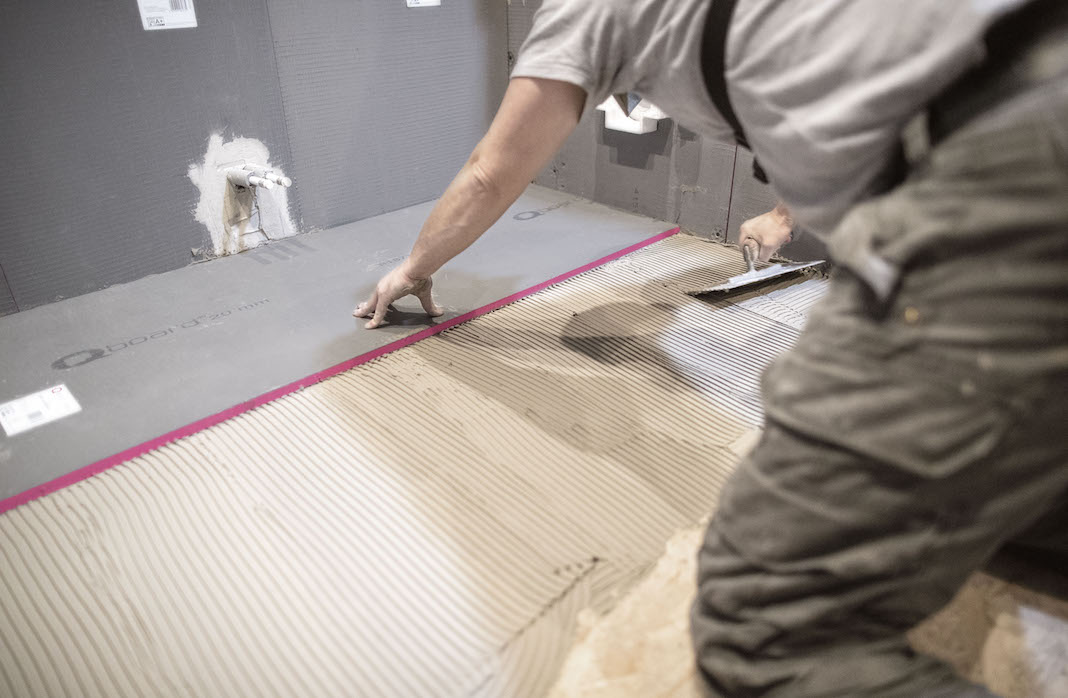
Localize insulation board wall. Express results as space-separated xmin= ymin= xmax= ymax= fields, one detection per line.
xmin=0 ymin=0 xmax=510 ymax=313
xmin=0 ymin=265 xmax=17 ymax=317
xmin=266 ymin=0 xmax=509 ymax=231
xmin=0 ymin=0 xmax=294 ymax=311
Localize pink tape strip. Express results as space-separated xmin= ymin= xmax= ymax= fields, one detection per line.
xmin=0 ymin=228 xmax=679 ymax=515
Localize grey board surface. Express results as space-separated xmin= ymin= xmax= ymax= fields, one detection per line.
xmin=2 ymin=0 xmax=509 ymax=313
xmin=0 ymin=186 xmax=672 ymax=500
xmin=534 ymin=113 xmax=737 ymax=241
xmin=591 ymin=119 xmax=736 ymax=240
xmin=0 ymin=265 xmax=16 ymax=317
xmin=0 ymin=0 xmax=294 ymax=311
xmin=267 ymin=0 xmax=509 ymax=231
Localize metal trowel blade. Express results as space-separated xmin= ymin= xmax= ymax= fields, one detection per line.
xmin=688 ymin=260 xmax=825 ymax=296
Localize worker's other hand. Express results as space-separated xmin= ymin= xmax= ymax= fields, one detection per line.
xmin=354 ymin=263 xmax=443 ymax=329
xmin=738 ymin=204 xmax=794 ymax=262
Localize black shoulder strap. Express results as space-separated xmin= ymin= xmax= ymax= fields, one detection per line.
xmin=701 ymin=0 xmax=746 ymax=147
xmin=701 ymin=0 xmax=769 ymax=183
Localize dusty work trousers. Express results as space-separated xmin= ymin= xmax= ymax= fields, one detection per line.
xmin=690 ymin=69 xmax=1068 ymax=698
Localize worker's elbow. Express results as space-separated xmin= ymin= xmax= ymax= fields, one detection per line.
xmin=466 ymin=152 xmax=506 ymax=202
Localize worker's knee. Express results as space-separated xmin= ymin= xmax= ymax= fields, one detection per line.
xmin=690 ymin=523 xmax=792 ymax=697
xmin=690 ymin=519 xmax=966 ymax=698
xmin=689 ymin=469 xmax=969 ymax=697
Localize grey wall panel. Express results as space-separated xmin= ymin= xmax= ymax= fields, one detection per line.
xmin=726 ymin=149 xmax=828 ymax=262
xmin=267 ymin=0 xmax=509 ymax=231
xmin=591 ymin=120 xmax=735 ymax=240
xmin=592 ymin=120 xmax=677 ymax=223
xmin=507 ymin=0 xmax=539 ymax=69
xmin=533 ymin=112 xmax=735 ymax=242
xmin=0 ymin=264 xmax=17 ymax=317
xmin=0 ymin=1 xmax=294 ymax=311
xmin=725 ymin=149 xmax=779 ymax=243
xmin=533 ymin=112 xmax=598 ymax=200
xmin=673 ymin=132 xmax=736 ymax=239
xmin=510 ymin=0 xmax=735 ymax=240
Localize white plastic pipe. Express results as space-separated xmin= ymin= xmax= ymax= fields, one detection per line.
xmin=226 ymin=168 xmax=275 ymax=190
xmin=241 ymin=163 xmax=292 ymax=188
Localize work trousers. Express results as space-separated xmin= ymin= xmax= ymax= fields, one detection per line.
xmin=691 ymin=40 xmax=1068 ymax=698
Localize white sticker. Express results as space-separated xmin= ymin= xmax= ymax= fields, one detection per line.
xmin=407 ymin=0 xmax=441 ymax=7
xmin=0 ymin=385 xmax=82 ymax=438
xmin=137 ymin=0 xmax=197 ymax=31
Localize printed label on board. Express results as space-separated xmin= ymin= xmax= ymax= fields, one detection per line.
xmin=137 ymin=0 xmax=197 ymax=31
xmin=0 ymin=385 xmax=82 ymax=437
xmin=407 ymin=0 xmax=441 ymax=7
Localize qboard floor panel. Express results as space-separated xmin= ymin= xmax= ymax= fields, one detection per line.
xmin=0 ymin=185 xmax=671 ymax=507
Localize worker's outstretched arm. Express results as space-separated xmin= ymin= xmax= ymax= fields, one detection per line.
xmin=355 ymin=77 xmax=587 ymax=328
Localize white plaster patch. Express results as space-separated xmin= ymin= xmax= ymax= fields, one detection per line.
xmin=188 ymin=134 xmax=297 ymax=257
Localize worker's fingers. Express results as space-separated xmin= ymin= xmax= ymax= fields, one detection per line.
xmin=739 ymin=226 xmax=771 ymax=263
xmin=739 ymin=210 xmax=792 ymax=263
xmin=738 ymin=229 xmax=763 ymax=263
xmin=745 ymin=238 xmax=775 ymax=263
xmin=358 ymin=266 xmax=442 ymax=328
xmin=366 ymin=293 xmax=391 ymax=329
xmin=415 ymin=280 xmax=444 ymax=317
xmin=353 ymin=290 xmax=378 ymax=318
xmin=738 ymin=224 xmax=757 ymax=259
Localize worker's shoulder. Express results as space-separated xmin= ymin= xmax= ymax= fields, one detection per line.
xmin=535 ymin=0 xmax=640 ymax=21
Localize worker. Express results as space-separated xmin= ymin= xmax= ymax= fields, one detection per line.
xmin=356 ymin=0 xmax=1068 ymax=695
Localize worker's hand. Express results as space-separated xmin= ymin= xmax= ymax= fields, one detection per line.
xmin=738 ymin=204 xmax=794 ymax=262
xmin=354 ymin=263 xmax=444 ymax=329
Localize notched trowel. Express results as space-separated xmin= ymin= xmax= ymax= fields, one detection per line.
xmin=688 ymin=242 xmax=825 ymax=296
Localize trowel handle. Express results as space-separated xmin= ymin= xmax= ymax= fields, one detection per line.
xmin=742 ymin=240 xmax=759 ymax=273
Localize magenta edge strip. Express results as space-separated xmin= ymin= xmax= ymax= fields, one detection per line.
xmin=0 ymin=228 xmax=680 ymax=515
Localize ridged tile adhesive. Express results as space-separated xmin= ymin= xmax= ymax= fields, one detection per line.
xmin=0 ymin=235 xmax=830 ymax=697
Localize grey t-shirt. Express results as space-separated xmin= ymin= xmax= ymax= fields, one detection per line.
xmin=512 ymin=0 xmax=1031 ymax=239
